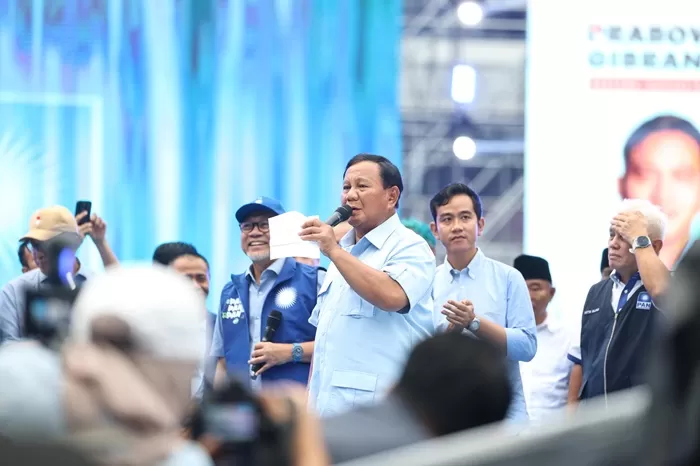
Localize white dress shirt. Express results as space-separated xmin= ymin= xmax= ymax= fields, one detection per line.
xmin=520 ymin=313 xmax=573 ymax=422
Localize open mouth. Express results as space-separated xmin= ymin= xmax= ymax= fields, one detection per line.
xmin=248 ymin=241 xmax=267 ymax=247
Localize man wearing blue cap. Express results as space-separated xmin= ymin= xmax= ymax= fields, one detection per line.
xmin=210 ymin=197 xmax=322 ymax=389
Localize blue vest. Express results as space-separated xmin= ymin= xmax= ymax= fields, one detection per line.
xmin=219 ymin=259 xmax=318 ymax=386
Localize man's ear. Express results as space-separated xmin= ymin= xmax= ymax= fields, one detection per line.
xmin=430 ymin=222 xmax=439 ymax=238
xmin=550 ymin=287 xmax=556 ymax=300
xmin=21 ymin=266 xmax=29 ymax=274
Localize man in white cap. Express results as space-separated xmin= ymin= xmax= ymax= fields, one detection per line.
xmin=0 ymin=206 xmax=118 ymax=343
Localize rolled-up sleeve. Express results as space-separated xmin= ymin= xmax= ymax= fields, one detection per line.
xmin=504 ymin=270 xmax=537 ymax=362
xmin=0 ymin=284 xmax=22 ymax=344
xmin=382 ymin=240 xmax=436 ymax=313
xmin=567 ymin=315 xmax=582 ymax=365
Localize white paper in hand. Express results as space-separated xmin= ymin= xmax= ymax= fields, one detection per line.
xmin=269 ymin=211 xmax=320 ymax=260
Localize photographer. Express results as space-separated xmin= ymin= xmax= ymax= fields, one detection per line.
xmin=190 ymin=381 xmax=329 ymax=466
xmin=0 ymin=205 xmax=118 ymax=344
xmin=0 ymin=265 xmax=212 ymax=466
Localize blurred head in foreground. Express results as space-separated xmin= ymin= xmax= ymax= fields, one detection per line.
xmin=394 ymin=332 xmax=511 ymax=436
xmin=65 ymin=264 xmax=207 ymax=464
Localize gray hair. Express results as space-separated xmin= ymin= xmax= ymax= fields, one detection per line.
xmin=616 ymin=199 xmax=667 ymax=240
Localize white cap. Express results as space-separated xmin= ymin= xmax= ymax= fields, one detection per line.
xmin=69 ymin=264 xmax=206 ymax=361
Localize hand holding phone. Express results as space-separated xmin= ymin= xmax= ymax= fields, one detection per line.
xmin=75 ymin=201 xmax=92 ymax=226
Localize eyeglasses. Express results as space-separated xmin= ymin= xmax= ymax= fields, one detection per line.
xmin=239 ymin=221 xmax=270 ymax=233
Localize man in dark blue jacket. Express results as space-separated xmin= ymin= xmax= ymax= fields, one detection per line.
xmin=568 ymin=199 xmax=671 ymax=404
xmin=210 ymin=197 xmax=322 ymax=390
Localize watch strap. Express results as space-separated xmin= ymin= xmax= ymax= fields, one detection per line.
xmin=291 ymin=343 xmax=303 ymax=363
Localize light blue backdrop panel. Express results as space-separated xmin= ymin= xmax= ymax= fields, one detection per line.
xmin=0 ymin=0 xmax=401 ymax=308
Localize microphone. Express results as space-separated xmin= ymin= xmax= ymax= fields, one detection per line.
xmin=251 ymin=310 xmax=283 ymax=379
xmin=325 ymin=205 xmax=353 ymax=227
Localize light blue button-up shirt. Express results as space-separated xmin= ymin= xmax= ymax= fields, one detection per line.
xmin=432 ymin=249 xmax=537 ymax=421
xmin=0 ymin=269 xmax=87 ymax=344
xmin=308 ymin=213 xmax=435 ymax=418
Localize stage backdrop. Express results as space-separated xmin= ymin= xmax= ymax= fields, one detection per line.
xmin=525 ymin=0 xmax=700 ymax=322
xmin=0 ymin=0 xmax=402 ymax=307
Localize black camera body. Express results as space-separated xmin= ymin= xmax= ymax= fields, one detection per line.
xmin=24 ymin=233 xmax=82 ymax=347
xmin=189 ymin=378 xmax=295 ymax=466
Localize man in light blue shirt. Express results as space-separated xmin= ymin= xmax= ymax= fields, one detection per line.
xmin=300 ymin=154 xmax=435 ymax=418
xmin=1 ymin=206 xmax=118 ymax=344
xmin=428 ymin=183 xmax=537 ymax=421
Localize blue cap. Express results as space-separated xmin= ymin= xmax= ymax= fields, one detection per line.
xmin=235 ymin=196 xmax=286 ymax=223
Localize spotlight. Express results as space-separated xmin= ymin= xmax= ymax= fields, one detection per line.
xmin=453 ymin=136 xmax=476 ymax=160
xmin=451 ymin=64 xmax=476 ymax=104
xmin=457 ymin=1 xmax=484 ymax=26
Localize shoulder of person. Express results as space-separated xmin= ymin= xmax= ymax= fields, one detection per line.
xmin=2 ymin=269 xmax=42 ymax=295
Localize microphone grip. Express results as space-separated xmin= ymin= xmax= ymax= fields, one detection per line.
xmin=250 ymin=331 xmax=274 ymax=378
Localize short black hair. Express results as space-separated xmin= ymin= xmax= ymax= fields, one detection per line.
xmin=344 ymin=153 xmax=403 ymax=209
xmin=601 ymin=248 xmax=610 ymax=272
xmin=624 ymin=115 xmax=700 ymax=169
xmin=429 ymin=182 xmax=483 ymax=221
xmin=395 ymin=332 xmax=511 ymax=436
xmin=152 ymin=242 xmax=209 ymax=268
xmin=18 ymin=241 xmax=30 ymax=267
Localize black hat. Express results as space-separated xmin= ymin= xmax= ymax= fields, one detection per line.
xmin=600 ymin=248 xmax=610 ymax=272
xmin=513 ymin=254 xmax=552 ymax=283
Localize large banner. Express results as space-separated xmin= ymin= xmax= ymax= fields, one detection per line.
xmin=525 ymin=0 xmax=700 ymax=318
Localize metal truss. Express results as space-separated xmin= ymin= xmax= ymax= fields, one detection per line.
xmin=400 ymin=0 xmax=527 ymax=264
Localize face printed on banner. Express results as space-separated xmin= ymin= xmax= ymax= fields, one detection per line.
xmin=620 ymin=129 xmax=700 ymax=265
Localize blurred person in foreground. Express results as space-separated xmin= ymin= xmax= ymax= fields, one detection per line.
xmin=402 ymin=217 xmax=437 ymax=254
xmin=300 ymin=154 xmax=435 ymax=417
xmin=323 ymin=332 xmax=511 ymax=464
xmin=601 ymin=248 xmax=612 ymax=280
xmin=190 ymin=381 xmax=329 ymax=466
xmin=514 ymin=255 xmax=572 ymax=422
xmin=568 ymin=199 xmax=671 ymax=405
xmin=0 ymin=265 xmax=212 ymax=465
xmin=211 ymin=197 xmax=322 ymax=390
xmin=428 ymin=183 xmax=536 ymax=422
xmin=153 ymin=242 xmax=215 ymax=398
xmin=619 ymin=115 xmax=700 ymax=268
xmin=0 ymin=206 xmax=118 ymax=343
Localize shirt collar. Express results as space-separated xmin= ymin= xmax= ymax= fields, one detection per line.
xmin=444 ymin=248 xmax=484 ymax=280
xmin=610 ymin=269 xmax=642 ymax=286
xmin=339 ymin=213 xmax=401 ymax=250
xmin=245 ymin=258 xmax=286 ymax=282
xmin=536 ymin=312 xmax=558 ymax=333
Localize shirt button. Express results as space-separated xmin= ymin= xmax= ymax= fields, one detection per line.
xmin=624 ymin=290 xmax=628 ymax=293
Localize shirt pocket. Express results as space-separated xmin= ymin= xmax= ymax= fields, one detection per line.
xmin=337 ymin=281 xmax=375 ymax=319
xmin=327 ymin=369 xmax=377 ymax=414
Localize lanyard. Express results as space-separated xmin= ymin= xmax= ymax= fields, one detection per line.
xmin=615 ymin=272 xmax=641 ymax=313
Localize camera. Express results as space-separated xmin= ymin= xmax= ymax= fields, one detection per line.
xmin=24 ymin=233 xmax=82 ymax=347
xmin=189 ymin=378 xmax=295 ymax=466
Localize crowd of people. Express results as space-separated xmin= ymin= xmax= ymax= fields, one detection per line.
xmin=0 ymin=152 xmax=690 ymax=465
